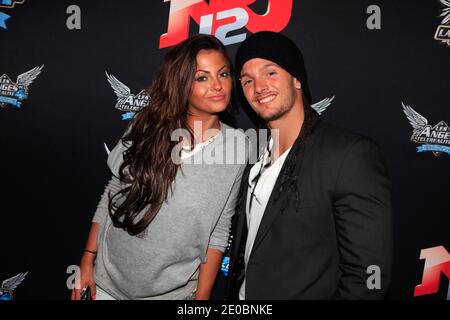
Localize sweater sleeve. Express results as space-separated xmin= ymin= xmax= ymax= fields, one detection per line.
xmin=208 ymin=163 xmax=246 ymax=253
xmin=91 ymin=139 xmax=128 ymax=225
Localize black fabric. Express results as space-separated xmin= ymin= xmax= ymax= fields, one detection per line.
xmin=226 ymin=117 xmax=393 ymax=300
xmin=234 ymin=31 xmax=312 ymax=103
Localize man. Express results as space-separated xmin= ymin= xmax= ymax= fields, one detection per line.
xmin=227 ymin=31 xmax=392 ymax=299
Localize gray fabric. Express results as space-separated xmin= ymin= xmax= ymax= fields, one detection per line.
xmin=92 ymin=123 xmax=248 ymax=300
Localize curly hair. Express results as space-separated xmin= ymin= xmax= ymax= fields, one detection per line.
xmin=108 ymin=35 xmax=233 ymax=236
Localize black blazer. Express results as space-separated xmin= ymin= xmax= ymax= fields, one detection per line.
xmin=227 ymin=118 xmax=393 ymax=300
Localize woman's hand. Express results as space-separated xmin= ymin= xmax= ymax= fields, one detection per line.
xmin=195 ymin=248 xmax=223 ymax=300
xmin=70 ymin=252 xmax=97 ymax=300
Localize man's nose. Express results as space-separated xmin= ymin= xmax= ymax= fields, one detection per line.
xmin=254 ymin=77 xmax=268 ymax=93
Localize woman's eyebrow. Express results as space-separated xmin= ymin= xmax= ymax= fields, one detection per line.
xmin=196 ymin=65 xmax=229 ymax=73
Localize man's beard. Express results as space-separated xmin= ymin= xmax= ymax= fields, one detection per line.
xmin=257 ymin=92 xmax=296 ymax=122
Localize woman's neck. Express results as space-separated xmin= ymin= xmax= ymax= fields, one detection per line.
xmin=187 ymin=114 xmax=221 ymax=143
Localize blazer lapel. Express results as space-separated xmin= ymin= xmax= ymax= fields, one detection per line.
xmin=233 ymin=136 xmax=267 ymax=251
xmin=248 ymin=109 xmax=320 ymax=260
xmin=247 ymin=152 xmax=292 ymax=259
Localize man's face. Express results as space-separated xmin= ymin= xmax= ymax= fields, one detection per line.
xmin=239 ymin=58 xmax=301 ymax=122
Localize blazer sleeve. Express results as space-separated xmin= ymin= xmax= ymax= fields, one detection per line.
xmin=332 ymin=137 xmax=393 ymax=299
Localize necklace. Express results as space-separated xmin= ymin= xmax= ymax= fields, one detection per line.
xmin=180 ymin=128 xmax=221 ymax=159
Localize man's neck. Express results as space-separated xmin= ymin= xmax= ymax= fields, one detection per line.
xmin=268 ymin=101 xmax=305 ymax=159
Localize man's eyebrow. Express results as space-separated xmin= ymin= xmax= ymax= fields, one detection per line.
xmin=260 ymin=63 xmax=279 ymax=70
xmin=240 ymin=63 xmax=279 ymax=78
xmin=239 ymin=72 xmax=251 ymax=79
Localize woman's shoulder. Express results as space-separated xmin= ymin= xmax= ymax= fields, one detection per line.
xmin=218 ymin=122 xmax=252 ymax=166
xmin=219 ymin=122 xmax=247 ymax=140
xmin=106 ymin=138 xmax=131 ymax=177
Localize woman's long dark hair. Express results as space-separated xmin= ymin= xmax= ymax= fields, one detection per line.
xmin=108 ymin=35 xmax=233 ymax=236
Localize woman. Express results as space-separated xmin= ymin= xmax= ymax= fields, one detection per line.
xmin=71 ymin=35 xmax=248 ymax=300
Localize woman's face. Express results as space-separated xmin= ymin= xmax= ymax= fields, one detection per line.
xmin=188 ymin=49 xmax=232 ymax=117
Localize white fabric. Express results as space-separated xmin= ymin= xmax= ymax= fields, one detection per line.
xmin=180 ymin=132 xmax=220 ymax=159
xmin=239 ymin=138 xmax=292 ymax=300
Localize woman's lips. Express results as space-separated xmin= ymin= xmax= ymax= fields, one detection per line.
xmin=208 ymin=94 xmax=226 ymax=101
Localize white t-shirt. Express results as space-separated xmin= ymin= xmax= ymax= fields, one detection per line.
xmin=180 ymin=132 xmax=219 ymax=159
xmin=239 ymin=138 xmax=292 ymax=300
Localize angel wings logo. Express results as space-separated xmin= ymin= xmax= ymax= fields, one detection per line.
xmin=402 ymin=102 xmax=450 ymax=156
xmin=0 ymin=272 xmax=28 ymax=300
xmin=0 ymin=65 xmax=44 ymax=108
xmin=435 ymin=0 xmax=450 ymax=46
xmin=0 ymin=0 xmax=25 ymax=30
xmin=311 ymin=96 xmax=335 ymax=116
xmin=106 ymin=72 xmax=150 ymax=121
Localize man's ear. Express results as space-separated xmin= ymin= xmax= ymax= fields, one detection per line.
xmin=294 ymin=78 xmax=302 ymax=90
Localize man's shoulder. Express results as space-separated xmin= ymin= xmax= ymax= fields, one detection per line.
xmin=311 ymin=120 xmax=380 ymax=160
xmin=316 ymin=120 xmax=375 ymax=147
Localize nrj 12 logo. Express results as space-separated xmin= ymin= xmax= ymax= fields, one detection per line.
xmin=435 ymin=0 xmax=450 ymax=46
xmin=106 ymin=72 xmax=150 ymax=121
xmin=0 ymin=65 xmax=44 ymax=108
xmin=414 ymin=246 xmax=450 ymax=300
xmin=160 ymin=0 xmax=293 ymax=48
xmin=0 ymin=272 xmax=28 ymax=300
xmin=402 ymin=102 xmax=450 ymax=156
xmin=0 ymin=0 xmax=25 ymax=30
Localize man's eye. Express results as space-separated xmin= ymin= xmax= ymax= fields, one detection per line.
xmin=267 ymin=71 xmax=276 ymax=77
xmin=242 ymin=79 xmax=253 ymax=86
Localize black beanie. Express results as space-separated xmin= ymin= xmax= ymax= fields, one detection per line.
xmin=235 ymin=31 xmax=311 ymax=103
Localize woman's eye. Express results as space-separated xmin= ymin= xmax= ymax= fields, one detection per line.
xmin=196 ymin=76 xmax=207 ymax=82
xmin=220 ymin=71 xmax=230 ymax=78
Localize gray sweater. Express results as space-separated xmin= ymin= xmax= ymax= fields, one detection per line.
xmin=92 ymin=123 xmax=248 ymax=299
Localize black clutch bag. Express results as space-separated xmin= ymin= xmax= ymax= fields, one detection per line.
xmin=80 ymin=286 xmax=91 ymax=300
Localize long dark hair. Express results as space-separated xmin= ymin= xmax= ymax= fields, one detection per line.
xmin=108 ymin=35 xmax=233 ymax=236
